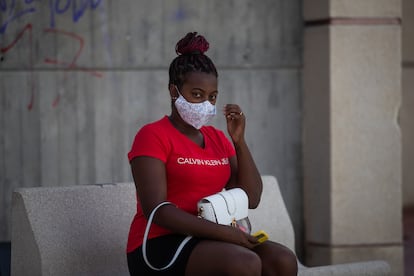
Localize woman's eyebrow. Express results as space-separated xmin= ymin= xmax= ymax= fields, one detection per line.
xmin=191 ymin=87 xmax=218 ymax=93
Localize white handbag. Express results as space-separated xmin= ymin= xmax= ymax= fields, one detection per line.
xmin=197 ymin=188 xmax=251 ymax=233
xmin=143 ymin=188 xmax=251 ymax=271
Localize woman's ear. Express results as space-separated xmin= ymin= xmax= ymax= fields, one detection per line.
xmin=169 ymin=84 xmax=178 ymax=99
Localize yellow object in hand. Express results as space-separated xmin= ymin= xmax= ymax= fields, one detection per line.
xmin=252 ymin=230 xmax=269 ymax=243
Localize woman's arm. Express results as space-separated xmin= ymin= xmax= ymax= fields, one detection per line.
xmin=130 ymin=156 xmax=258 ymax=248
xmin=224 ymin=105 xmax=263 ymax=208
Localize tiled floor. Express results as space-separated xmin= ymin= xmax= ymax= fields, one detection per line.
xmin=404 ymin=207 xmax=414 ymax=276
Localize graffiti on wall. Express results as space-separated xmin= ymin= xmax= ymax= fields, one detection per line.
xmin=0 ymin=0 xmax=103 ymax=110
xmin=1 ymin=0 xmax=102 ymax=33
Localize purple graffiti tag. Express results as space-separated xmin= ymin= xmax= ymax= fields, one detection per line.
xmin=49 ymin=0 xmax=102 ymax=28
xmin=1 ymin=0 xmax=102 ymax=34
xmin=0 ymin=0 xmax=36 ymax=34
xmin=0 ymin=0 xmax=5 ymax=11
xmin=72 ymin=0 xmax=88 ymax=23
xmin=55 ymin=0 xmax=70 ymax=13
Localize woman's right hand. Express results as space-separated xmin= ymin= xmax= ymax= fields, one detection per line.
xmin=221 ymin=226 xmax=259 ymax=249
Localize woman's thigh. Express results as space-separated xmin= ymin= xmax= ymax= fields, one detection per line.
xmin=252 ymin=241 xmax=298 ymax=276
xmin=185 ymin=240 xmax=262 ymax=276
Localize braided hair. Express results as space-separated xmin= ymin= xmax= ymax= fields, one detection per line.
xmin=169 ymin=32 xmax=218 ymax=89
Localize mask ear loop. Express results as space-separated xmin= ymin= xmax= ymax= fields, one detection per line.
xmin=175 ymin=85 xmax=181 ymax=96
xmin=171 ymin=85 xmax=180 ymax=101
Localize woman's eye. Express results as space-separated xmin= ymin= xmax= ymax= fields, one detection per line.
xmin=192 ymin=92 xmax=202 ymax=98
xmin=209 ymin=95 xmax=217 ymax=101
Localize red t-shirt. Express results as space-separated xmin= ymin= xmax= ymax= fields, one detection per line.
xmin=126 ymin=116 xmax=236 ymax=252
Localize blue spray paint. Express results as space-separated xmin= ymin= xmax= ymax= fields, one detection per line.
xmin=49 ymin=0 xmax=102 ymax=28
xmin=0 ymin=0 xmax=102 ymax=35
xmin=0 ymin=0 xmax=36 ymax=34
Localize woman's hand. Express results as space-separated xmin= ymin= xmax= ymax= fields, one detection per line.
xmin=224 ymin=103 xmax=263 ymax=208
xmin=220 ymin=225 xmax=259 ymax=249
xmin=223 ymin=104 xmax=245 ymax=144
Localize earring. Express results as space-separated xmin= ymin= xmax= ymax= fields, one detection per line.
xmin=172 ymin=97 xmax=178 ymax=100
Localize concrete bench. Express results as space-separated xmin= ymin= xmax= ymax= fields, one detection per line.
xmin=11 ymin=175 xmax=391 ymax=276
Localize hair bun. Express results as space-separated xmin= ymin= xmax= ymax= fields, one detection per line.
xmin=175 ymin=32 xmax=209 ymax=55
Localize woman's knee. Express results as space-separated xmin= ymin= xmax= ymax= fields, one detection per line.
xmin=256 ymin=242 xmax=298 ymax=276
xmin=203 ymin=247 xmax=262 ymax=276
xmin=275 ymin=247 xmax=298 ymax=273
xmin=186 ymin=241 xmax=261 ymax=276
xmin=228 ymin=249 xmax=262 ymax=276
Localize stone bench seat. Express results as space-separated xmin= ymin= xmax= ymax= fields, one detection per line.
xmin=11 ymin=175 xmax=391 ymax=275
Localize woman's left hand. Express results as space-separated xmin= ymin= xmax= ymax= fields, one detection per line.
xmin=223 ymin=104 xmax=245 ymax=144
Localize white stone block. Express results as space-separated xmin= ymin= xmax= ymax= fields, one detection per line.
xmin=402 ymin=69 xmax=414 ymax=206
xmin=304 ymin=0 xmax=401 ymax=20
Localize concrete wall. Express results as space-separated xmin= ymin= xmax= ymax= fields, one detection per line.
xmin=0 ymin=0 xmax=304 ymax=253
xmin=402 ymin=0 xmax=414 ymax=207
xmin=303 ymin=0 xmax=404 ymax=275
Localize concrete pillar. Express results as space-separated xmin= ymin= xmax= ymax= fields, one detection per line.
xmin=402 ymin=0 xmax=414 ymax=207
xmin=303 ymin=1 xmax=404 ymax=275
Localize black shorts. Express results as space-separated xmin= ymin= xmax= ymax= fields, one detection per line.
xmin=127 ymin=234 xmax=200 ymax=276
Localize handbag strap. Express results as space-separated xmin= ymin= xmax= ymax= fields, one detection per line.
xmin=142 ymin=201 xmax=193 ymax=271
xmin=218 ymin=190 xmax=238 ymax=215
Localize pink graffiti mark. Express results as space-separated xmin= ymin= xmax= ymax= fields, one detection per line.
xmin=0 ymin=23 xmax=35 ymax=110
xmin=0 ymin=24 xmax=103 ymax=110
xmin=42 ymin=28 xmax=103 ymax=107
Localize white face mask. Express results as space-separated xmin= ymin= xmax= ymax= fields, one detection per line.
xmin=174 ymin=86 xmax=216 ymax=129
